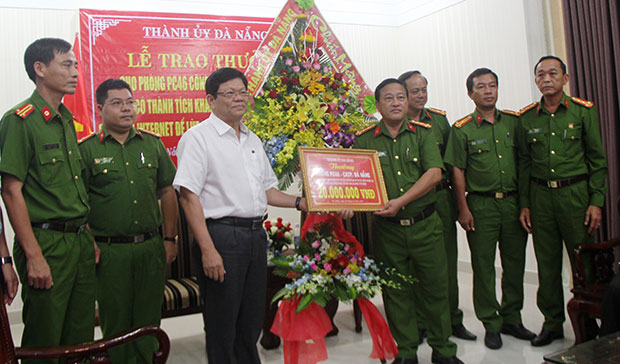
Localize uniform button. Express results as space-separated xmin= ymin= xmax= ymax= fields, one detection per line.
xmin=571 ymin=136 xmax=575 ymax=140
xmin=133 ymin=200 xmax=138 ymax=204
xmin=498 ymin=155 xmax=503 ymax=159
xmin=501 ymin=170 xmax=505 ymax=174
xmin=551 ymin=114 xmax=555 ymax=117
xmin=74 ymin=175 xmax=79 ymax=180
xmin=393 ymin=139 xmax=397 ymax=143
xmin=401 ymin=206 xmax=405 ymax=210
xmin=51 ymin=158 xmax=56 ymax=164
xmin=394 ymin=155 xmax=399 ymax=160
xmin=147 ymin=163 xmax=152 ymax=167
xmin=103 ymin=169 xmax=108 ymax=174
xmin=130 ymin=180 xmax=134 ymax=184
xmin=400 ymin=188 xmax=404 ymax=193
xmin=125 ymin=162 xmax=129 ymax=166
xmin=532 ymin=138 xmax=537 ymax=142
xmin=551 ymin=132 xmax=556 ymax=136
xmin=551 ymin=168 xmax=556 ymax=173
xmin=478 ymin=149 xmax=482 ymax=153
xmin=397 ymin=171 xmax=402 ymax=176
xmin=413 ymin=157 xmax=418 ymax=162
xmin=495 ymin=139 xmax=499 ymax=143
xmin=134 ymin=220 xmax=139 ymax=224
xmin=551 ymin=150 xmax=556 ymax=154
xmin=68 ymin=150 xmax=72 ymax=155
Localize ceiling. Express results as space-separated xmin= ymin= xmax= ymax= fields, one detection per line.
xmin=8 ymin=0 xmax=464 ymax=26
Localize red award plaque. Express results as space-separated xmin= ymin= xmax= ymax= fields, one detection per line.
xmin=298 ymin=147 xmax=388 ymax=212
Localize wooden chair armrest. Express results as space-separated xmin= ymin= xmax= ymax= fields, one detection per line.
xmin=573 ymin=238 xmax=620 ymax=287
xmin=15 ymin=325 xmax=169 ymax=364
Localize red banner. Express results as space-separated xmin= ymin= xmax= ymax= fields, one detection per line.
xmin=79 ymin=9 xmax=273 ymax=163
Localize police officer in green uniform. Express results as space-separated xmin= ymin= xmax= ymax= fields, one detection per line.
xmin=518 ymin=56 xmax=607 ymax=346
xmin=355 ymin=78 xmax=463 ymax=364
xmin=444 ymin=68 xmax=535 ymax=350
xmin=398 ymin=70 xmax=476 ymax=342
xmin=0 ymin=38 xmax=96 ymax=362
xmin=79 ymin=79 xmax=178 ymax=363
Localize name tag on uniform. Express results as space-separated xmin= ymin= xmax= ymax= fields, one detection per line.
xmin=43 ymin=143 xmax=59 ymax=150
xmin=528 ymin=128 xmax=542 ymax=134
xmin=470 ymin=139 xmax=487 ymax=145
xmin=93 ymin=157 xmax=114 ymax=165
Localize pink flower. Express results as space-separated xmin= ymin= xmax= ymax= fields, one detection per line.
xmin=292 ymin=65 xmax=300 ymax=72
xmin=323 ymin=66 xmax=329 ymax=73
xmin=303 ymin=255 xmax=310 ymax=262
xmin=300 ymin=125 xmax=306 ymax=131
xmin=343 ymin=267 xmax=351 ymax=274
xmin=314 ymin=253 xmax=321 ymax=261
xmin=311 ymin=263 xmax=318 ymax=271
xmin=344 ymin=244 xmax=350 ymax=251
xmin=350 ymin=257 xmax=357 ymax=264
xmin=313 ymin=63 xmax=321 ymax=70
xmin=302 ymin=61 xmax=311 ymax=69
xmin=312 ymin=240 xmax=321 ymax=248
xmin=324 ymin=263 xmax=332 ymax=272
xmin=285 ymin=58 xmax=294 ymax=66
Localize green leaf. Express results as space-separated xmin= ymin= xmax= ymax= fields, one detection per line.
xmin=297 ymin=293 xmax=314 ymax=313
xmin=271 ymin=288 xmax=288 ymax=304
xmin=363 ymin=95 xmax=376 ymax=114
xmin=296 ymin=0 xmax=314 ymax=11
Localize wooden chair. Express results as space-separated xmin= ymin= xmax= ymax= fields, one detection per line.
xmin=0 ymin=288 xmax=170 ymax=363
xmin=567 ymin=197 xmax=620 ymax=345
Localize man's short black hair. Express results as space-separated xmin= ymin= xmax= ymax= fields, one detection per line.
xmin=466 ymin=68 xmax=499 ymax=93
xmin=375 ymin=78 xmax=408 ymax=101
xmin=205 ymin=67 xmax=248 ymax=99
xmin=397 ymin=70 xmax=428 ymax=85
xmin=24 ymin=38 xmax=72 ymax=83
xmin=96 ymin=79 xmax=133 ymax=105
xmin=534 ymin=55 xmax=567 ymax=74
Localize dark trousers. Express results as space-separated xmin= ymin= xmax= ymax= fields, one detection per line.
xmin=600 ymin=273 xmax=620 ymax=336
xmin=193 ymin=219 xmax=267 ymax=364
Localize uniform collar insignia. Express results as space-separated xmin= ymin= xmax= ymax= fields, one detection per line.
xmin=41 ymin=106 xmax=53 ymax=122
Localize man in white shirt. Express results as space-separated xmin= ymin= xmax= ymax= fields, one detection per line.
xmin=174 ymin=67 xmax=315 ymax=363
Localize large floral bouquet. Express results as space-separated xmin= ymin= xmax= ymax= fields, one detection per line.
xmin=246 ymin=13 xmax=375 ymax=189
xmin=270 ymin=216 xmax=412 ymax=313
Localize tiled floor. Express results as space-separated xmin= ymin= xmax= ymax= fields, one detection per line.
xmin=157 ymin=271 xmax=576 ymax=364
xmin=9 ymin=271 xmax=576 ymax=363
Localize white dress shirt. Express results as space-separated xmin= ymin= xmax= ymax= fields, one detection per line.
xmin=173 ymin=113 xmax=278 ymax=219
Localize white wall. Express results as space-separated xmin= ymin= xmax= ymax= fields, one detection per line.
xmin=0 ymin=0 xmax=569 ymax=321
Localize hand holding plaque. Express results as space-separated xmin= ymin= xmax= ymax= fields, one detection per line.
xmin=298 ymin=147 xmax=388 ymax=212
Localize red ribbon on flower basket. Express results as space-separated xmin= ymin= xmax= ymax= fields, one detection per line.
xmin=357 ymin=298 xmax=398 ymax=361
xmin=270 ymin=296 xmax=333 ymax=364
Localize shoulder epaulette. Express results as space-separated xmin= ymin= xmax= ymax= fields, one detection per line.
xmin=571 ymin=97 xmax=594 ymax=109
xmin=14 ymin=104 xmax=35 ymax=119
xmin=410 ymin=120 xmax=432 ymax=129
xmin=355 ymin=124 xmax=375 ymax=136
xmin=519 ymin=102 xmax=537 ymax=114
xmin=454 ymin=115 xmax=472 ymax=128
xmin=501 ymin=109 xmax=519 ymax=117
xmin=427 ymin=107 xmax=447 ymax=116
xmin=78 ymin=132 xmax=97 ymax=144
xmin=138 ymin=128 xmax=161 ymax=138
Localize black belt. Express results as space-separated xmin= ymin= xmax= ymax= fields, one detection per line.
xmin=32 ymin=222 xmax=87 ymax=234
xmin=207 ymin=214 xmax=267 ymax=230
xmin=385 ymin=204 xmax=435 ymax=226
xmin=468 ymin=190 xmax=517 ymax=199
xmin=94 ymin=230 xmax=159 ymax=244
xmin=532 ymin=174 xmax=588 ymax=189
xmin=435 ymin=180 xmax=451 ymax=191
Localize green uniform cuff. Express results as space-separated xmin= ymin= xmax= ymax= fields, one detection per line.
xmin=589 ymin=194 xmax=605 ymax=207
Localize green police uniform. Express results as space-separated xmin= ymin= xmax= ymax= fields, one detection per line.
xmin=79 ymin=126 xmax=176 ymax=364
xmin=518 ymin=94 xmax=607 ymax=332
xmin=0 ymin=90 xmax=95 ymax=363
xmin=444 ymin=109 xmax=528 ymax=333
xmin=354 ymin=120 xmax=456 ymax=359
xmin=413 ymin=107 xmax=463 ymax=329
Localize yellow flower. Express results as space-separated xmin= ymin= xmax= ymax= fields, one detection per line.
xmin=326 ymin=247 xmax=339 ymax=261
xmin=307 ymin=83 xmax=325 ymax=94
xmin=281 ymin=46 xmax=293 ymax=53
xmin=299 ymin=34 xmax=315 ymax=42
xmin=348 ymin=262 xmax=361 ymax=273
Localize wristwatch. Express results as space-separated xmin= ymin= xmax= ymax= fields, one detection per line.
xmin=0 ymin=256 xmax=12 ymax=265
xmin=163 ymin=236 xmax=177 ymax=243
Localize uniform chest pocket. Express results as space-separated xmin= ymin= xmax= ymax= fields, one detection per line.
xmin=91 ymin=163 xmax=122 ymax=192
xmin=378 ymin=152 xmax=390 ymax=168
xmin=504 ymin=133 xmax=515 ymax=147
xmin=37 ymin=149 xmax=67 ymax=187
xmin=563 ymin=125 xmax=582 ymax=141
xmin=137 ymin=156 xmax=159 ymax=187
xmin=467 ymin=140 xmax=491 ymax=154
xmin=527 ymin=130 xmax=544 ymax=144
